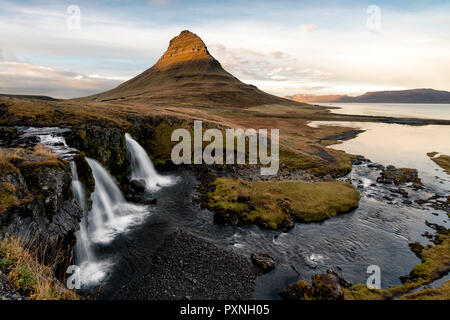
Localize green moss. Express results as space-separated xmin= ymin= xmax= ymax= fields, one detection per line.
xmin=12 ymin=265 xmax=36 ymax=294
xmin=401 ymin=280 xmax=450 ymax=300
xmin=205 ymin=177 xmax=360 ymax=229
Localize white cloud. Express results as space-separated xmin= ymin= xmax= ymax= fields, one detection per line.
xmin=0 ymin=1 xmax=449 ymax=97
xmin=0 ymin=61 xmax=122 ymax=98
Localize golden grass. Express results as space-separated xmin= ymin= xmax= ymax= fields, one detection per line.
xmin=429 ymin=153 xmax=450 ymax=175
xmin=0 ymin=237 xmax=78 ymax=300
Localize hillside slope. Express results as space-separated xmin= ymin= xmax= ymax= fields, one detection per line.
xmin=87 ymin=30 xmax=300 ymax=108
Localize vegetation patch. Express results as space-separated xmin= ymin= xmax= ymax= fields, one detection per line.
xmin=204 ymin=177 xmax=360 ymax=230
xmin=0 ymin=237 xmax=78 ymax=300
xmin=428 ymin=152 xmax=450 ymax=175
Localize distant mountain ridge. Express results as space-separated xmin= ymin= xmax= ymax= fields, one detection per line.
xmin=286 ymin=89 xmax=450 ymax=104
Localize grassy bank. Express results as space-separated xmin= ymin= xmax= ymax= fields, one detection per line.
xmin=204 ymin=177 xmax=360 ymax=229
xmin=0 ymin=238 xmax=78 ymax=300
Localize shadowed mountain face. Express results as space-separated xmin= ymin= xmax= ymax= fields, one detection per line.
xmin=87 ymin=30 xmax=299 ymax=108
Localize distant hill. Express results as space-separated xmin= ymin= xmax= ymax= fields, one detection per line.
xmin=86 ymin=30 xmax=300 ymax=108
xmin=286 ymin=89 xmax=450 ymax=104
xmin=0 ymin=94 xmax=58 ymax=101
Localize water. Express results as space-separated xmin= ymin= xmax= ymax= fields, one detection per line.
xmin=92 ymin=169 xmax=445 ymax=299
xmin=71 ymin=159 xmax=150 ymax=287
xmin=320 ymin=102 xmax=450 ymax=120
xmin=15 ymin=126 xmax=78 ymax=160
xmin=14 ymin=126 xmax=449 ymax=298
xmin=125 ymin=133 xmax=175 ymax=191
xmin=309 ymin=121 xmax=450 ymax=193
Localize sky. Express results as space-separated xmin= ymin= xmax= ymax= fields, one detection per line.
xmin=0 ymin=0 xmax=449 ymax=99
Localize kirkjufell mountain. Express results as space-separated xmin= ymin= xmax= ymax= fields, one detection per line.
xmin=87 ymin=30 xmax=300 ymax=107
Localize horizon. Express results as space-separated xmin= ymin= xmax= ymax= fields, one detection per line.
xmin=0 ymin=0 xmax=449 ymax=99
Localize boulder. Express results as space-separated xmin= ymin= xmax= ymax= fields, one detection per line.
xmin=251 ymin=253 xmax=275 ymax=273
xmin=130 ymin=179 xmax=146 ymax=193
xmin=377 ymin=167 xmax=422 ymax=186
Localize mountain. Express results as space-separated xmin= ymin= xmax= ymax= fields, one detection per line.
xmin=87 ymin=30 xmax=299 ymax=108
xmin=336 ymin=89 xmax=450 ymax=103
xmin=286 ymin=89 xmax=450 ymax=104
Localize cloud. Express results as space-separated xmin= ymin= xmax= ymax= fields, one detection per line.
xmin=0 ymin=0 xmax=449 ymax=98
xmin=299 ymin=24 xmax=318 ymax=34
xmin=0 ymin=61 xmax=123 ymax=98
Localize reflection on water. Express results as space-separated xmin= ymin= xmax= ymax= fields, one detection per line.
xmin=319 ymin=103 xmax=450 ymax=121
xmin=309 ymin=121 xmax=450 ymax=193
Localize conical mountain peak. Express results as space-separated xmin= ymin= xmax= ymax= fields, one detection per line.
xmin=88 ymin=30 xmax=299 ymax=108
xmin=155 ymin=30 xmax=215 ymax=69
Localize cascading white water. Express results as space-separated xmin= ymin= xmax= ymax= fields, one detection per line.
xmin=86 ymin=158 xmax=147 ymax=244
xmin=71 ymin=159 xmax=148 ymax=286
xmin=70 ymin=162 xmax=93 ymax=264
xmin=125 ymin=133 xmax=175 ymax=191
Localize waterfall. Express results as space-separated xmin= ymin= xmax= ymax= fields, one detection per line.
xmin=71 ymin=159 xmax=148 ymax=286
xmin=125 ymin=133 xmax=175 ymax=191
xmin=70 ymin=162 xmax=93 ymax=264
xmin=86 ymin=158 xmax=147 ymax=244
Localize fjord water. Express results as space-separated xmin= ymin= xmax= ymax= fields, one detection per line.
xmin=321 ymin=102 xmax=450 ymax=120
xmin=125 ymin=133 xmax=175 ymax=191
xmin=309 ymin=122 xmax=450 ymax=193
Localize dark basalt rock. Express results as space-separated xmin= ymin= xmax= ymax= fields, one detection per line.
xmin=64 ymin=125 xmax=127 ymax=179
xmin=0 ymin=104 xmax=8 ymax=121
xmin=130 ymin=179 xmax=146 ymax=193
xmin=251 ymin=253 xmax=275 ymax=273
xmin=0 ymin=159 xmax=84 ymax=277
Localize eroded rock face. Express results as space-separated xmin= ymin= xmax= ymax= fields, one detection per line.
xmin=64 ymin=125 xmax=127 ymax=178
xmin=0 ymin=155 xmax=83 ymax=275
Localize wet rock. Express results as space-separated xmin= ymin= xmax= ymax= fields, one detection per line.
xmin=143 ymin=198 xmax=157 ymax=205
xmin=310 ymin=272 xmax=344 ymax=300
xmin=251 ymin=253 xmax=275 ymax=273
xmin=280 ymin=269 xmax=349 ymax=300
xmin=279 ymin=280 xmax=311 ymax=300
xmin=389 ymin=188 xmax=409 ymax=198
xmin=377 ymin=167 xmax=422 ymax=186
xmin=130 ymin=179 xmax=146 ymax=193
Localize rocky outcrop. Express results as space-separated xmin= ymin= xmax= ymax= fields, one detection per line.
xmin=0 ymin=149 xmax=83 ymax=276
xmin=64 ymin=125 xmax=127 ymax=179
xmin=280 ymin=270 xmax=351 ymax=300
xmin=377 ymin=167 xmax=423 ymax=187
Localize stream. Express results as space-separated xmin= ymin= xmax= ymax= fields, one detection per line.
xmin=13 ymin=125 xmax=449 ymax=299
